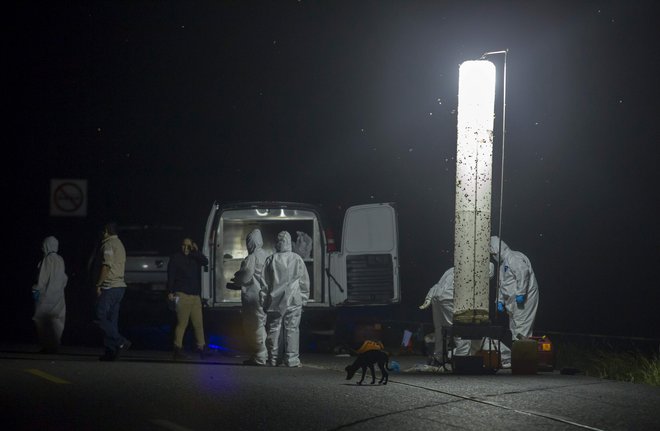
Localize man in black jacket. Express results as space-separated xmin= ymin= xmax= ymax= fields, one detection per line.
xmin=167 ymin=237 xmax=209 ymax=359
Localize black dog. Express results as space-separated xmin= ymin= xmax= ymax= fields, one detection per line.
xmin=345 ymin=349 xmax=392 ymax=385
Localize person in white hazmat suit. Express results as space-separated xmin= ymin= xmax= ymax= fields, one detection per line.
xmin=490 ymin=236 xmax=539 ymax=366
xmin=419 ymin=262 xmax=495 ymax=365
xmin=262 ymin=231 xmax=310 ymax=367
xmin=232 ymin=229 xmax=269 ymax=366
xmin=32 ymin=236 xmax=68 ymax=353
xmin=292 ymin=231 xmax=313 ymax=260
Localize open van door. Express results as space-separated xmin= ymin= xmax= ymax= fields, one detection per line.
xmin=201 ymin=202 xmax=219 ymax=303
xmin=328 ymin=203 xmax=400 ymax=306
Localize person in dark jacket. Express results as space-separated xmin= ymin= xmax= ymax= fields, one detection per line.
xmin=167 ymin=237 xmax=209 ymax=359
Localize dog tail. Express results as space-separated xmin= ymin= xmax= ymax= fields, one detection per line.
xmin=386 ymin=354 xmax=393 ymax=371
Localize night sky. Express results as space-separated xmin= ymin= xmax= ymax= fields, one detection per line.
xmin=9 ymin=1 xmax=660 ymax=341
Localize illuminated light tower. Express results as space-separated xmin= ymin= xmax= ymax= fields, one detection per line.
xmin=453 ymin=59 xmax=497 ymax=324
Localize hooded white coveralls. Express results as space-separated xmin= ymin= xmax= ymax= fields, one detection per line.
xmin=262 ymin=231 xmax=310 ymax=367
xmin=422 ymin=263 xmax=494 ymax=363
xmin=423 ymin=267 xmax=471 ymax=362
xmin=490 ymin=236 xmax=539 ymax=363
xmin=233 ymin=229 xmax=269 ymax=364
xmin=32 ymin=236 xmax=68 ymax=351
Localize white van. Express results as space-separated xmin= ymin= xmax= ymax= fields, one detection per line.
xmin=201 ymin=201 xmax=401 ymax=309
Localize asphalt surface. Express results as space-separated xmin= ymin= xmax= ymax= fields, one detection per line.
xmin=1 ymin=344 xmax=659 ymax=431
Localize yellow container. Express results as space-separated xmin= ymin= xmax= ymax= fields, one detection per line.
xmin=511 ymin=339 xmax=538 ymax=374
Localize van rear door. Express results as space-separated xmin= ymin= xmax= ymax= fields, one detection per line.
xmin=201 ymin=202 xmax=219 ymax=303
xmin=328 ymin=203 xmax=400 ymax=306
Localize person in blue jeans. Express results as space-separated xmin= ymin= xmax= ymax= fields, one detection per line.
xmin=94 ymin=222 xmax=131 ymax=361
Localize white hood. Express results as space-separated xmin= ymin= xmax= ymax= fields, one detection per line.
xmin=490 ymin=236 xmax=510 ymax=263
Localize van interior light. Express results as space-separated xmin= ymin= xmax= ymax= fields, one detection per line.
xmin=279 ymin=209 xmax=286 ymax=218
xmin=256 ymin=209 xmax=269 ymax=216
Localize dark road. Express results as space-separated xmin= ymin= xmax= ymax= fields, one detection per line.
xmin=2 ymin=345 xmax=659 ymax=431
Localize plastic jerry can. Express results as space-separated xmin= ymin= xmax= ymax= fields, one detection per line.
xmin=511 ymin=339 xmax=538 ymax=374
xmin=530 ymin=335 xmax=555 ymax=372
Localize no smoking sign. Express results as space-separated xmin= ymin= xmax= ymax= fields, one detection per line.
xmin=50 ymin=179 xmax=88 ymax=217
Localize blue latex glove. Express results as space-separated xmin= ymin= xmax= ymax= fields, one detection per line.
xmin=497 ymin=301 xmax=505 ymax=313
xmin=515 ymin=294 xmax=525 ymax=304
xmin=389 ymin=360 xmax=401 ymax=373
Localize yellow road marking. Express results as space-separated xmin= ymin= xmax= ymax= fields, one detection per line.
xmin=25 ymin=368 xmax=71 ymax=384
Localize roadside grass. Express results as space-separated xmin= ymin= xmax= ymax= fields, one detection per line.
xmin=556 ymin=343 xmax=660 ymax=386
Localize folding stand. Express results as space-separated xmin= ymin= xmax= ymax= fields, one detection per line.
xmin=441 ymin=324 xmax=512 ymax=373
